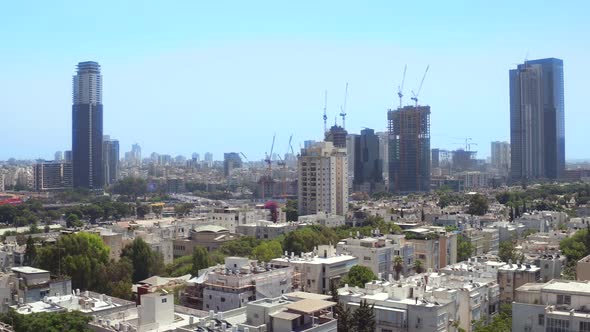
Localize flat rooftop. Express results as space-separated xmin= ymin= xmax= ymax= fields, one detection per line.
xmin=543 ymin=280 xmax=590 ymax=295
xmin=11 ymin=266 xmax=49 ymax=274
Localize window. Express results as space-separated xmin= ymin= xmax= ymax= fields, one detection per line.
xmin=538 ymin=314 xmax=544 ymax=326
xmin=547 ymin=318 xmax=569 ymax=332
xmin=162 ymin=298 xmax=167 ymax=303
xmin=581 ymin=321 xmax=590 ymax=332
xmin=557 ymin=294 xmax=571 ymax=305
xmin=221 ymin=297 xmax=226 ymax=302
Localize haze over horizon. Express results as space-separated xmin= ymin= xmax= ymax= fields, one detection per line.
xmin=1 ymin=1 xmax=588 ymax=161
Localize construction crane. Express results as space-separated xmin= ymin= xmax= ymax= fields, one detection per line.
xmin=262 ymin=134 xmax=276 ymax=200
xmin=277 ymin=134 xmax=294 ymax=198
xmin=339 ymin=82 xmax=348 ymax=129
xmin=240 ymin=152 xmax=249 ymax=163
xmin=397 ymin=65 xmax=407 ymax=108
xmin=411 ymin=65 xmax=430 ymax=107
xmin=323 ymin=90 xmax=328 ymax=133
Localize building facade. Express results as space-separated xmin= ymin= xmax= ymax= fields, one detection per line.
xmin=72 ymin=61 xmax=104 ymax=189
xmin=102 ymin=135 xmax=119 ymax=186
xmin=510 ymin=58 xmax=565 ymax=181
xmin=353 ymin=128 xmax=383 ymax=193
xmin=388 ymin=106 xmax=431 ymax=193
xmin=33 ymin=161 xmax=73 ymax=191
xmin=491 ymin=141 xmax=510 ymax=176
xmin=297 ymin=141 xmax=348 ymax=216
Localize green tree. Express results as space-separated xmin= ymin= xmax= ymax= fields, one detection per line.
xmin=457 ymin=234 xmax=475 ymax=262
xmin=394 ymin=255 xmax=404 ymax=280
xmin=111 ymin=177 xmax=147 ymax=200
xmin=121 ymin=238 xmax=164 ymax=283
xmin=329 ymin=280 xmax=352 ymax=332
xmin=414 ymin=259 xmax=424 ymax=274
xmin=341 ymin=265 xmax=376 ymax=288
xmin=0 ymin=310 xmax=93 ymax=332
xmin=498 ymin=240 xmax=523 ymax=263
xmin=560 ymin=229 xmax=588 ymax=261
xmin=152 ymin=204 xmax=163 ymax=218
xmin=136 ymin=204 xmax=151 ymax=219
xmin=252 ymin=240 xmax=283 ymax=262
xmin=467 ymin=194 xmax=489 ymax=216
xmin=65 ymin=214 xmax=83 ymax=228
xmin=473 ymin=304 xmax=512 ymax=332
xmin=351 ymin=300 xmax=376 ymax=332
xmin=191 ymin=246 xmax=212 ymax=277
xmin=24 ymin=236 xmax=37 ymax=266
xmin=283 ymin=199 xmax=299 ymax=222
xmin=0 ymin=205 xmax=17 ymax=224
xmin=82 ymin=204 xmax=103 ymax=223
xmin=36 ymin=233 xmax=110 ymax=290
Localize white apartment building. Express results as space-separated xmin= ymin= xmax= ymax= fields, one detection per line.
xmin=298 ymin=141 xmax=348 ymax=216
xmin=298 ymin=212 xmax=345 ymax=228
xmin=513 ymin=280 xmax=590 ymax=332
xmin=336 ymin=233 xmax=414 ymax=277
xmin=271 ymin=245 xmax=357 ymax=294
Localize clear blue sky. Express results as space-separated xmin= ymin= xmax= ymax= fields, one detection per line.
xmin=1 ymin=0 xmax=588 ymax=161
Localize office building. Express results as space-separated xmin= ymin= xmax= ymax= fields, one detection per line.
xmin=33 ymin=161 xmax=73 ymax=191
xmin=491 ymin=141 xmax=510 ymax=176
xmin=297 ymin=141 xmax=348 ymax=216
xmin=353 ymin=128 xmax=383 ymax=193
xmin=130 ymin=143 xmax=142 ymax=166
xmin=510 ymin=58 xmax=565 ymax=180
xmin=72 ymin=61 xmax=103 ymax=189
xmin=54 ymin=151 xmax=63 ymax=162
xmin=223 ymin=152 xmax=242 ymax=177
xmin=102 ymin=135 xmax=119 ymax=186
xmin=388 ymin=105 xmax=431 ymax=193
xmin=64 ymin=150 xmax=72 ymax=163
xmin=377 ymin=131 xmax=389 ymax=183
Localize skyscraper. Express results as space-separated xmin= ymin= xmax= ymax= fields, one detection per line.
xmin=388 ymin=105 xmax=431 ymax=193
xmin=324 ymin=125 xmax=348 ymax=148
xmin=72 ymin=61 xmax=103 ymax=189
xmin=510 ymin=58 xmax=565 ymax=180
xmin=491 ymin=141 xmax=511 ymax=176
xmin=353 ymin=128 xmax=383 ymax=193
xmin=103 ymin=136 xmax=119 ymax=186
xmin=223 ymin=152 xmax=243 ymax=177
xmin=131 ymin=143 xmax=142 ymax=166
xmin=298 ymin=141 xmax=348 ymax=216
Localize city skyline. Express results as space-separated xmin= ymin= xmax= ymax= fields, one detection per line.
xmin=1 ymin=1 xmax=589 ymax=161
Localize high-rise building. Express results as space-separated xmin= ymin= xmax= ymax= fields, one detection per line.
xmin=54 ymin=151 xmax=63 ymax=162
xmin=223 ymin=152 xmax=243 ymax=177
xmin=346 ymin=134 xmax=357 ymax=190
xmin=72 ymin=61 xmax=103 ymax=189
xmin=204 ymin=152 xmax=213 ymax=167
xmin=102 ymin=135 xmax=119 ymax=186
xmin=491 ymin=141 xmax=511 ymax=176
xmin=353 ymin=128 xmax=383 ymax=193
xmin=131 ymin=143 xmax=142 ymax=166
xmin=64 ymin=150 xmax=72 ymax=163
xmin=33 ymin=161 xmax=73 ymax=191
xmin=388 ymin=105 xmax=431 ymax=193
xmin=510 ymin=58 xmax=565 ymax=180
xmin=298 ymin=141 xmax=348 ymax=216
xmin=324 ymin=125 xmax=348 ymax=148
xmin=377 ymin=132 xmax=389 ymax=183
xmin=191 ymin=153 xmax=200 ymax=162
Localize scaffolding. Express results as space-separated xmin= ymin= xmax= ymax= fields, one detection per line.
xmin=388 ymin=105 xmax=431 ymax=193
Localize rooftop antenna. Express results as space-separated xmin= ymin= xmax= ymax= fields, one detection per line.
xmin=322 ymin=90 xmax=328 ymax=133
xmin=397 ymin=65 xmax=407 ymax=108
xmin=339 ymin=82 xmax=348 ymax=129
xmin=411 ymin=65 xmax=430 ymax=107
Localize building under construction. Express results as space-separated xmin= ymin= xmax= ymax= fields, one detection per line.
xmin=388 ymin=105 xmax=431 ymax=193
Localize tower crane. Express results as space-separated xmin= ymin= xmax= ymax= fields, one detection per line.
xmin=240 ymin=152 xmax=249 ymax=163
xmin=411 ymin=65 xmax=430 ymax=107
xmin=397 ymin=65 xmax=407 ymax=108
xmin=323 ymin=90 xmax=328 ymax=133
xmin=339 ymin=83 xmax=348 ymax=129
xmin=262 ymin=134 xmax=276 ymax=200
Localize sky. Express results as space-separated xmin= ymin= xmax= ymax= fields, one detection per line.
xmin=0 ymin=0 xmax=588 ymax=161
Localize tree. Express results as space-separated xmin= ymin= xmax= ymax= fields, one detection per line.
xmin=36 ymin=233 xmax=110 ymax=290
xmin=152 ymin=204 xmax=163 ymax=218
xmin=252 ymin=240 xmax=283 ymax=262
xmin=24 ymin=236 xmax=37 ymax=266
xmin=82 ymin=204 xmax=103 ymax=223
xmin=191 ymin=246 xmax=212 ymax=277
xmin=394 ymin=255 xmax=404 ymax=280
xmin=457 ymin=234 xmax=475 ymax=262
xmin=111 ymin=177 xmax=147 ymax=200
xmin=136 ymin=204 xmax=151 ymax=219
xmin=329 ymin=280 xmax=352 ymax=332
xmin=467 ymin=194 xmax=489 ymax=216
xmin=121 ymin=238 xmax=164 ymax=283
xmin=283 ymin=200 xmax=298 ymax=222
xmin=498 ymin=240 xmax=523 ymax=263
xmin=65 ymin=214 xmax=83 ymax=228
xmin=351 ymin=300 xmax=376 ymax=332
xmin=560 ymin=229 xmax=588 ymax=261
xmin=0 ymin=310 xmax=92 ymax=332
xmin=414 ymin=259 xmax=424 ymax=274
xmin=0 ymin=205 xmax=17 ymax=224
xmin=341 ymin=265 xmax=376 ymax=288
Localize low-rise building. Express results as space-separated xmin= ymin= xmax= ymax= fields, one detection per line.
xmin=235 ymin=221 xmax=299 ymax=240
xmin=577 ymin=254 xmax=590 ymax=281
xmin=173 ymin=225 xmax=239 ymax=257
xmin=497 ymin=262 xmax=540 ymax=303
xmin=271 ymin=245 xmax=357 ymax=294
xmin=336 ymin=233 xmax=414 ymax=277
xmin=298 ymin=212 xmax=345 ymax=228
xmin=513 ymin=280 xmax=590 ymax=332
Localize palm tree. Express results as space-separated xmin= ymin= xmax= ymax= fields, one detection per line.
xmin=394 ymin=255 xmax=404 ymax=280
xmin=414 ymin=259 xmax=424 ymax=274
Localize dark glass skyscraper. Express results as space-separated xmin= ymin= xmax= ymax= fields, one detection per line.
xmin=72 ymin=61 xmax=103 ymax=189
xmin=510 ymin=58 xmax=565 ymax=180
xmin=353 ymin=128 xmax=383 ymax=193
xmin=103 ymin=136 xmax=119 ymax=186
xmin=388 ymin=105 xmax=431 ymax=193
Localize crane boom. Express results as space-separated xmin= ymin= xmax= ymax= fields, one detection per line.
xmin=339 ymin=82 xmax=349 ymax=129
xmin=323 ymin=90 xmax=328 ymax=133
xmin=397 ymin=65 xmax=407 ymax=108
xmin=240 ymin=152 xmax=249 ymax=162
xmin=411 ymin=65 xmax=430 ymax=106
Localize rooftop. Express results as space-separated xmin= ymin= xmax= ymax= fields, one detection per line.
xmin=284 ymin=299 xmax=335 ymax=314
xmin=11 ymin=266 xmax=48 ymax=274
